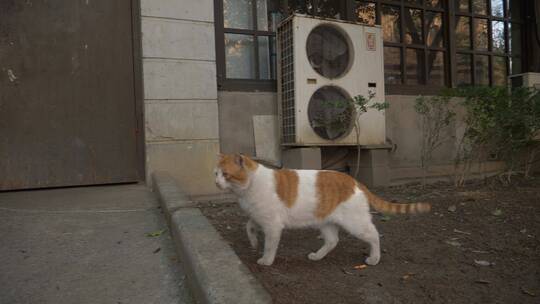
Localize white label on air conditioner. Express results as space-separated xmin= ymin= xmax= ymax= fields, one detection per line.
xmin=366 ymin=33 xmax=376 ymax=51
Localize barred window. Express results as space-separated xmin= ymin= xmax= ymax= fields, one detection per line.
xmin=355 ymin=0 xmax=523 ymax=89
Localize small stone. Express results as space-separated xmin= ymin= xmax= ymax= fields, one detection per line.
xmin=448 ymin=205 xmax=457 ymax=212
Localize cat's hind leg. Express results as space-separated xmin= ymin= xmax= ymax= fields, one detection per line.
xmin=340 ymin=219 xmax=381 ymax=265
xmin=308 ymin=224 xmax=339 ymax=261
xmin=246 ymin=219 xmax=259 ymax=249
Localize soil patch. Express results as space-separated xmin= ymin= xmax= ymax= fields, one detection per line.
xmin=199 ymin=178 xmax=540 ymax=304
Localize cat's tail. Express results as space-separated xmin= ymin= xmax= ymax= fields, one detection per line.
xmin=357 ymin=183 xmax=431 ymax=214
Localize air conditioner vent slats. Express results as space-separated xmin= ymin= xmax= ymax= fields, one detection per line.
xmin=278 ymin=18 xmax=295 ymax=143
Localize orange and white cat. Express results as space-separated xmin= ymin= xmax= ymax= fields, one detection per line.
xmin=214 ymin=153 xmax=430 ymax=266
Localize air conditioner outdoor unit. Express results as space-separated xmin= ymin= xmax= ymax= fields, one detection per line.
xmin=508 ymin=72 xmax=540 ymax=90
xmin=277 ymin=14 xmax=385 ymax=146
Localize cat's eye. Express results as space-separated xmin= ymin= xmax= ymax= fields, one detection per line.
xmin=223 ymin=172 xmax=230 ymax=179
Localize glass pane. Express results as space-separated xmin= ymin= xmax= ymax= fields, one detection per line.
xmin=456 ymin=53 xmax=472 ymax=85
xmin=426 ymin=0 xmax=442 ymax=8
xmin=491 ymin=0 xmax=504 ymax=17
xmin=474 ymin=18 xmax=488 ymax=51
xmin=224 ymin=0 xmax=254 ymax=29
xmin=492 ymin=56 xmax=507 ymax=85
xmin=258 ymin=36 xmax=271 ymax=79
xmin=427 ymin=51 xmax=445 ymax=85
xmin=472 ymin=0 xmax=487 ymax=15
xmin=257 ymin=0 xmax=268 ymax=30
xmin=475 ymin=55 xmax=489 ymax=85
xmin=225 ymin=34 xmax=255 ymax=79
xmin=287 ymin=0 xmax=314 ymax=15
xmin=492 ymin=21 xmax=505 ymax=53
xmin=509 ymin=23 xmax=521 ymax=55
xmin=384 ymin=47 xmax=402 ymax=84
xmin=510 ymin=57 xmax=521 ymax=74
xmin=382 ymin=5 xmax=401 ymax=43
xmin=404 ymin=9 xmax=423 ymax=44
xmin=508 ymin=0 xmax=521 ymax=20
xmin=315 ymin=0 xmax=342 ymax=19
xmin=426 ymin=12 xmax=444 ymax=47
xmin=456 ymin=0 xmax=470 ymax=12
xmin=406 ymin=49 xmax=425 ymax=85
xmin=455 ymin=17 xmax=471 ymax=49
xmin=356 ymin=2 xmax=376 ymax=26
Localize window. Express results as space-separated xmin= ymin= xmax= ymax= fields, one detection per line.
xmin=453 ymin=0 xmax=523 ymax=86
xmin=215 ymin=0 xmax=348 ymax=91
xmin=356 ymin=0 xmax=448 ymax=90
xmin=215 ymin=0 xmax=282 ymax=91
xmin=215 ymin=0 xmax=524 ymax=92
xmin=355 ymin=0 xmax=523 ymax=89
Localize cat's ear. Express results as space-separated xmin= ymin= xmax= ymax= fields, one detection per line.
xmin=234 ymin=154 xmax=244 ymax=168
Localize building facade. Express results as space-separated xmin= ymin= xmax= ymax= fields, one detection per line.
xmin=1 ymin=0 xmax=539 ymax=196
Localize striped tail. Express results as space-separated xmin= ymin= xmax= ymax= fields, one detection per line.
xmin=357 ymin=183 xmax=431 ymax=214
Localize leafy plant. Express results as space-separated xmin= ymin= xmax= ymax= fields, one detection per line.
xmin=314 ymin=93 xmax=388 ymax=179
xmin=414 ymin=95 xmax=456 ymax=187
xmin=449 ymin=86 xmax=540 ymax=184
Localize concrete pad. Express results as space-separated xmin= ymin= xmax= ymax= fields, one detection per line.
xmin=0 ymin=184 xmax=193 ymax=304
xmin=146 ymin=140 xmax=221 ymax=196
xmin=143 ymin=59 xmax=217 ymax=100
xmin=253 ymin=115 xmax=281 ymax=166
xmin=145 ymin=101 xmax=219 ymax=142
xmin=142 ymin=17 xmax=215 ymax=61
xmin=141 ymin=0 xmax=214 ymax=22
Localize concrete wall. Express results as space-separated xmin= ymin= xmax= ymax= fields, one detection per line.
xmin=217 ymin=92 xmax=505 ymax=185
xmin=141 ymin=0 xmax=220 ymax=196
xmin=218 ymin=92 xmax=278 ymax=156
xmin=385 ymin=95 xmax=504 ymax=184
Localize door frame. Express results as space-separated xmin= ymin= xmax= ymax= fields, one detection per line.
xmin=131 ymin=0 xmax=146 ymax=181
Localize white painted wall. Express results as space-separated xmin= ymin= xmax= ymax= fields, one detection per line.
xmin=141 ymin=0 xmax=220 ymax=196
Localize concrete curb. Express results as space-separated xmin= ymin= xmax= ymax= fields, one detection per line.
xmin=152 ymin=172 xmax=272 ymax=304
xmin=152 ymin=171 xmax=194 ymax=223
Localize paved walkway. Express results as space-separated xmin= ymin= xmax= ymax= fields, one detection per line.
xmin=0 ymin=184 xmax=193 ymax=304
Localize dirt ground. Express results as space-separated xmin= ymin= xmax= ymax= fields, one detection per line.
xmin=199 ymin=177 xmax=540 ymax=304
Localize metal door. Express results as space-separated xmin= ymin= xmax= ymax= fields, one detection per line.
xmin=0 ymin=0 xmax=142 ymax=190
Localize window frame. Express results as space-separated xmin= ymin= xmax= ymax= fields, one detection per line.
xmin=214 ymin=0 xmax=278 ymax=91
xmin=450 ymin=0 xmax=524 ymax=86
xmin=355 ymin=0 xmax=450 ymax=94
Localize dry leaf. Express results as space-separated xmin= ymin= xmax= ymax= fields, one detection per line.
xmin=353 ymin=264 xmax=367 ymax=270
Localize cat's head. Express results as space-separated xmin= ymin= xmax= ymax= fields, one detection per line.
xmin=214 ymin=153 xmax=259 ymax=191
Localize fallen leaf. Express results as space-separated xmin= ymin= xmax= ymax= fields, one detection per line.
xmin=153 ymin=247 xmax=161 ymax=254
xmin=448 ymin=205 xmax=457 ymax=212
xmin=445 ymin=240 xmax=462 ymax=247
xmin=353 ymin=264 xmax=367 ymax=270
xmin=341 ymin=268 xmax=355 ymax=275
xmin=380 ymin=215 xmax=391 ymax=222
xmin=475 ymin=280 xmax=490 ymax=284
xmin=521 ymin=287 xmax=536 ymax=297
xmin=402 ymin=272 xmax=415 ymax=280
xmin=474 ymin=260 xmax=491 ymax=266
xmin=145 ymin=229 xmax=167 ymax=237
xmin=492 ymin=209 xmax=503 ymax=216
xmin=453 ymin=229 xmax=472 ymax=235
xmin=471 ymin=249 xmax=489 ymax=254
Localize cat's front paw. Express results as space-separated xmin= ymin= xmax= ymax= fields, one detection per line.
xmin=308 ymin=252 xmax=323 ymax=261
xmin=365 ymin=255 xmax=380 ymax=266
xmin=257 ymin=257 xmax=274 ymax=266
